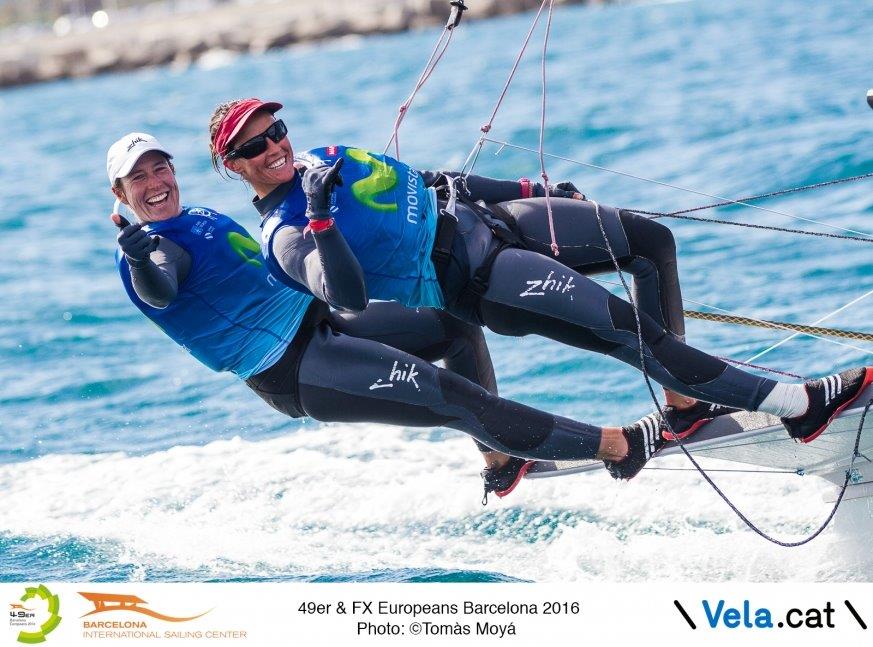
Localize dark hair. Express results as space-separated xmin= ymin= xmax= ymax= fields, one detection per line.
xmin=208 ymin=99 xmax=248 ymax=179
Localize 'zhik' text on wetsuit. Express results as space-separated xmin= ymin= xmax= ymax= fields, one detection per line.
xmin=256 ymin=146 xmax=779 ymax=412
xmin=118 ymin=206 xmax=616 ymax=461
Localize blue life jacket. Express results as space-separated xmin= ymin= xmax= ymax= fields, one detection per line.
xmin=260 ymin=146 xmax=444 ymax=308
xmin=117 ymin=207 xmax=314 ymax=379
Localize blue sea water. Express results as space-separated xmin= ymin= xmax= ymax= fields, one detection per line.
xmin=0 ymin=0 xmax=871 ymax=583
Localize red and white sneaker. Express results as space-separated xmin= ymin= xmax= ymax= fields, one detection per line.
xmin=782 ymin=367 xmax=873 ymax=444
xmin=481 ymin=457 xmax=534 ymax=505
xmin=661 ymin=401 xmax=741 ymax=441
xmin=603 ymin=413 xmax=664 ymax=481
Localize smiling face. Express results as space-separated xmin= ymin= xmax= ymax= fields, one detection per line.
xmin=112 ymin=151 xmax=181 ymax=223
xmin=223 ymin=110 xmax=295 ymax=198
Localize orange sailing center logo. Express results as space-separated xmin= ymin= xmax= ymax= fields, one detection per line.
xmin=78 ymin=593 xmax=210 ymax=622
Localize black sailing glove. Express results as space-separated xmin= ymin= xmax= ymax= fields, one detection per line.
xmin=531 ymin=180 xmax=585 ymax=199
xmin=550 ymin=180 xmax=585 ymax=200
xmin=115 ymin=216 xmax=159 ymax=262
xmin=543 ymin=182 xmax=585 ymax=200
xmin=303 ymin=158 xmax=344 ymax=220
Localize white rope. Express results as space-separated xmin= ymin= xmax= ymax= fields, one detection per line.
xmin=459 ymin=0 xmax=551 ymax=176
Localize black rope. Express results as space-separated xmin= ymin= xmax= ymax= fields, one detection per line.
xmin=631 ymin=211 xmax=873 ymax=244
xmin=716 ymin=356 xmax=807 ymax=380
xmin=631 ymin=171 xmax=873 ymax=217
xmin=624 ymin=171 xmax=873 ymax=243
xmin=592 ymin=197 xmax=872 ymax=547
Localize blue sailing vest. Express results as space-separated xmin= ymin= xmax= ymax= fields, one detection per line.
xmin=260 ymin=146 xmax=444 ymax=308
xmin=117 ymin=207 xmax=314 ymax=379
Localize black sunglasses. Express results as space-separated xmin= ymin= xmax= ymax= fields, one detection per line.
xmin=225 ymin=119 xmax=288 ymax=160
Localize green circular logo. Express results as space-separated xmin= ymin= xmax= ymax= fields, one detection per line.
xmin=16 ymin=585 xmax=61 ymax=644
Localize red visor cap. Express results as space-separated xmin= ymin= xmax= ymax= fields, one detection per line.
xmin=213 ymin=98 xmax=283 ymax=157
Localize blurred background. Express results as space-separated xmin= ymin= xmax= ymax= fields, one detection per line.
xmin=0 ymin=0 xmax=600 ymax=87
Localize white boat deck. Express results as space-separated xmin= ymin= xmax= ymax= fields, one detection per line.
xmin=526 ymin=385 xmax=873 ymax=490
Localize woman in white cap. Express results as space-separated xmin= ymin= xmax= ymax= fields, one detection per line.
xmin=108 ymin=131 xmax=673 ymax=503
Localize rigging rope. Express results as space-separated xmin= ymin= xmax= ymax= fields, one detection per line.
xmin=384 ymin=1 xmax=467 ymax=160
xmin=684 ymin=310 xmax=873 ymax=343
xmin=745 ymin=288 xmax=873 ymax=364
xmin=483 ymin=137 xmax=873 ymax=238
xmin=593 ymin=277 xmax=873 ymax=371
xmin=715 ymin=357 xmax=805 ymax=381
xmin=537 ymin=0 xmax=559 ymax=255
xmin=396 ymin=1 xmax=873 ymax=544
xmin=592 ymin=194 xmax=872 ymax=546
xmin=632 ymin=211 xmax=873 ymax=244
xmin=460 ymin=0 xmax=551 ymax=176
xmin=630 ymin=171 xmax=873 ymax=217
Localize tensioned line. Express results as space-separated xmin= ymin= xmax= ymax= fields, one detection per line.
xmin=484 ymin=137 xmax=873 ymax=238
xmin=592 ymin=278 xmax=873 ymax=359
xmin=745 ymin=288 xmax=873 ymax=364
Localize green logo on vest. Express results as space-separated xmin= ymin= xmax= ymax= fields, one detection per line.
xmin=346 ymin=148 xmax=398 ymax=212
xmin=227 ymin=231 xmax=263 ymax=268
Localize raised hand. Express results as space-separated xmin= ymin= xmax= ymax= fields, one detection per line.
xmin=303 ymin=158 xmax=344 ymax=220
xmin=111 ymin=213 xmax=159 ymax=261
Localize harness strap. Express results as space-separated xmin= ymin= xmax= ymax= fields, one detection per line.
xmin=429 ymin=176 xmax=524 ymax=316
xmin=454 ymin=240 xmax=512 ymax=315
xmin=430 ymin=174 xmax=460 ymax=279
xmin=431 ymin=213 xmax=457 ymax=278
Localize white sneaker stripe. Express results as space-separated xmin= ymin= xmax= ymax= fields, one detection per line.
xmin=823 ymin=376 xmax=832 ymax=406
xmin=641 ymin=418 xmax=653 ymax=457
xmin=835 ymin=373 xmax=843 ymax=397
xmin=649 ymin=423 xmax=655 ymax=457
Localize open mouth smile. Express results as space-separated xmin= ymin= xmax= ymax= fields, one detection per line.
xmin=266 ymin=156 xmax=287 ymax=170
xmin=146 ymin=192 xmax=170 ymax=206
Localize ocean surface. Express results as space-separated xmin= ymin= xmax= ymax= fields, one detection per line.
xmin=1 ymin=0 xmax=871 ymax=583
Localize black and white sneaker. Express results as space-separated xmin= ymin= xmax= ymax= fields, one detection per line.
xmin=782 ymin=367 xmax=873 ymax=444
xmin=603 ymin=413 xmax=664 ymax=481
xmin=662 ymin=401 xmax=741 ymax=441
xmin=481 ymin=457 xmax=535 ymax=505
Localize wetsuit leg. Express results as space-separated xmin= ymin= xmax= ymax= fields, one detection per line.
xmin=474 ymin=246 xmax=776 ymax=411
xmin=497 ymin=198 xmax=685 ymax=338
xmin=328 ymin=303 xmax=496 ymax=393
xmin=296 ymin=322 xmax=603 ymax=460
xmin=328 ymin=303 xmax=496 ymax=452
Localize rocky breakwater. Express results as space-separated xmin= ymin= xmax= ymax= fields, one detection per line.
xmin=0 ymin=0 xmax=601 ymax=88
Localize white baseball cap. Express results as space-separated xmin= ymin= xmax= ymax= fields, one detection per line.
xmin=107 ymin=132 xmax=173 ymax=184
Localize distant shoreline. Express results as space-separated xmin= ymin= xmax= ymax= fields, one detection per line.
xmin=0 ymin=0 xmax=607 ymax=89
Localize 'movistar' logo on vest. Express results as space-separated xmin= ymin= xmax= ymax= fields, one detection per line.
xmin=346 ymin=148 xmax=398 ymax=213
xmin=227 ymin=231 xmax=263 ymax=267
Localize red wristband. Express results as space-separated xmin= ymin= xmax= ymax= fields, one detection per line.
xmin=518 ymin=177 xmax=532 ymax=199
xmin=308 ymin=218 xmax=335 ymax=233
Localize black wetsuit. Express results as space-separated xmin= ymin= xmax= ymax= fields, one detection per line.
xmin=438 ymin=195 xmax=775 ymax=411
xmin=261 ymin=167 xmax=776 ymax=412
xmin=124 ymin=224 xmax=603 ymax=460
